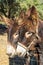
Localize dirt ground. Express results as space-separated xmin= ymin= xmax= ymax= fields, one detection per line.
xmin=0 ymin=33 xmax=26 ymax=65
xmin=0 ymin=33 xmax=9 ymax=65
xmin=0 ymin=33 xmax=43 ymax=65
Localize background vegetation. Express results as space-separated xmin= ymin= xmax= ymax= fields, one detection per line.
xmin=0 ymin=0 xmax=43 ymax=20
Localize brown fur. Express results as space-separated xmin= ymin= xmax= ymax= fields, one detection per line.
xmin=5 ymin=6 xmax=41 ymax=65
xmin=18 ymin=6 xmax=40 ymax=65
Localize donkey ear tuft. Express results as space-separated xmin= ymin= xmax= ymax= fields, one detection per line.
xmin=29 ymin=6 xmax=38 ymax=26
xmin=30 ymin=6 xmax=38 ymax=19
xmin=30 ymin=6 xmax=38 ymax=24
xmin=31 ymin=6 xmax=36 ymax=13
xmin=30 ymin=6 xmax=37 ymax=17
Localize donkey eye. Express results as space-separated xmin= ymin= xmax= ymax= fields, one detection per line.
xmin=25 ymin=32 xmax=33 ymax=38
xmin=27 ymin=32 xmax=30 ymax=34
xmin=26 ymin=32 xmax=32 ymax=34
xmin=27 ymin=32 xmax=29 ymax=34
xmin=15 ymin=33 xmax=18 ymax=35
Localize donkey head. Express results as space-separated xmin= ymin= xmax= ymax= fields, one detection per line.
xmin=6 ymin=6 xmax=40 ymax=58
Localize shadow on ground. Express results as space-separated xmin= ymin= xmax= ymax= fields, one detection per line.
xmin=0 ymin=24 xmax=7 ymax=35
xmin=9 ymin=56 xmax=26 ymax=65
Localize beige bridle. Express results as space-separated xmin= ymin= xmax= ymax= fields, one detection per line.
xmin=6 ymin=31 xmax=41 ymax=58
xmin=16 ymin=32 xmax=41 ymax=57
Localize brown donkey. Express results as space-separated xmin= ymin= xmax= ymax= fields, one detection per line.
xmin=1 ymin=6 xmax=42 ymax=65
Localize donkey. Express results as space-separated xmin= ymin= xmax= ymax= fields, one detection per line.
xmin=6 ymin=6 xmax=41 ymax=65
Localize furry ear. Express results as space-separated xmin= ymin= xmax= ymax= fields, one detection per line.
xmin=30 ymin=6 xmax=38 ymax=19
xmin=26 ymin=6 xmax=38 ymax=21
xmin=20 ymin=11 xmax=25 ymax=19
xmin=30 ymin=6 xmax=38 ymax=25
